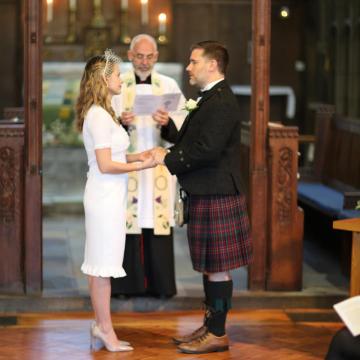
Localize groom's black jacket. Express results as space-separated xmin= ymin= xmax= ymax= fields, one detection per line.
xmin=162 ymin=80 xmax=244 ymax=195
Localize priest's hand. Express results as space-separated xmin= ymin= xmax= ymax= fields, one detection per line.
xmin=152 ymin=108 xmax=169 ymax=126
xmin=121 ymin=111 xmax=135 ymax=125
xmin=151 ymin=147 xmax=168 ymax=165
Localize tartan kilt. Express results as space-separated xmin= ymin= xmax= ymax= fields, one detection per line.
xmin=187 ymin=194 xmax=253 ymax=273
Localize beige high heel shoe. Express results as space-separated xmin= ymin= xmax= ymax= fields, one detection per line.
xmin=90 ymin=322 xmax=133 ymax=352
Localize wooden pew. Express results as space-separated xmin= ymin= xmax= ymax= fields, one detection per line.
xmin=298 ymin=105 xmax=360 ymax=220
xmin=240 ymin=122 xmax=304 ymax=290
xmin=298 ymin=105 xmax=360 ymax=274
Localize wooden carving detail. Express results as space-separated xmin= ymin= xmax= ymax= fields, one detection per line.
xmin=276 ymin=146 xmax=292 ymax=224
xmin=3 ymin=107 xmax=24 ymax=121
xmin=0 ymin=147 xmax=16 ymax=224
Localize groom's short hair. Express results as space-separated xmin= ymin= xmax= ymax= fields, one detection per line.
xmin=191 ymin=41 xmax=229 ymax=75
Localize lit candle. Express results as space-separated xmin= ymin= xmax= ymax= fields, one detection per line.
xmin=158 ymin=13 xmax=166 ymax=35
xmin=140 ymin=0 xmax=148 ymax=25
xmin=47 ymin=0 xmax=53 ymax=23
xmin=69 ymin=0 xmax=76 ymax=11
xmin=121 ymin=0 xmax=128 ymax=10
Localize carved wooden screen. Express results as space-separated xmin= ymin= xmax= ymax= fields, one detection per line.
xmin=0 ymin=1 xmax=42 ymax=295
xmin=0 ymin=124 xmax=25 ymax=293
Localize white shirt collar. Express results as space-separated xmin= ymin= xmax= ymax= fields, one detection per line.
xmin=201 ymin=78 xmax=225 ymax=92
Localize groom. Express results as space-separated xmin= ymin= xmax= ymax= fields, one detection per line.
xmin=153 ymin=41 xmax=253 ymax=354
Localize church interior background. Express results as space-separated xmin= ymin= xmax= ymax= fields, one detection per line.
xmin=0 ymin=0 xmax=359 ymax=306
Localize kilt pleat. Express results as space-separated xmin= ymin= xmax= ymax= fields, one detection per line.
xmin=187 ymin=194 xmax=253 ymax=273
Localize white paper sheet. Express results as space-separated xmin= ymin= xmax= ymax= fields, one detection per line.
xmin=133 ymin=93 xmax=181 ymax=115
xmin=334 ymin=296 xmax=360 ymax=336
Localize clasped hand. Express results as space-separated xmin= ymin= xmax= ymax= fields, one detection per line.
xmin=137 ymin=147 xmax=168 ymax=170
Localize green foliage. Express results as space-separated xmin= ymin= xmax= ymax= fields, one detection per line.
xmin=356 ymin=200 xmax=360 ymax=211
xmin=43 ymin=90 xmax=82 ymax=147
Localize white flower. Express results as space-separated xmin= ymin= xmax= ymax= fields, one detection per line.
xmin=184 ymin=99 xmax=198 ymax=112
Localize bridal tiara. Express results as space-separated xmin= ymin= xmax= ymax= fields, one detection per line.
xmin=103 ymin=49 xmax=121 ymax=77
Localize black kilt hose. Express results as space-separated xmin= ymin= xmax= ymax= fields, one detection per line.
xmin=187 ymin=194 xmax=253 ymax=273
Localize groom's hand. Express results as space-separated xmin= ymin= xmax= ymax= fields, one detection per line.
xmin=151 ymin=147 xmax=168 ymax=165
xmin=138 ymin=150 xmax=152 ymax=162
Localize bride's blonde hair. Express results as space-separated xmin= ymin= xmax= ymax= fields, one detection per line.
xmin=76 ymin=51 xmax=120 ymax=131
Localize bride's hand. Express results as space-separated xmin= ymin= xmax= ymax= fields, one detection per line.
xmin=138 ymin=150 xmax=152 ymax=162
xmin=140 ymin=154 xmax=157 ymax=169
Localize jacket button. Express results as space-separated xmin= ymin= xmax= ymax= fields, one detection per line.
xmin=186 ymin=164 xmax=190 ymax=168
xmin=179 ymin=150 xmax=183 ymax=154
xmin=180 ymin=157 xmax=184 ymax=162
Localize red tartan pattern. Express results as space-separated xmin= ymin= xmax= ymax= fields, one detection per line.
xmin=187 ymin=194 xmax=253 ymax=273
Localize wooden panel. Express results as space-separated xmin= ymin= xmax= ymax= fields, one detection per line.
xmin=24 ymin=0 xmax=43 ymax=294
xmin=3 ymin=107 xmax=24 ymax=121
xmin=320 ymin=114 xmax=360 ymax=189
xmin=0 ymin=1 xmax=22 ymax=115
xmin=351 ymin=232 xmax=360 ymax=296
xmin=248 ymin=0 xmax=271 ymax=290
xmin=239 ymin=122 xmax=251 ymax=195
xmin=0 ymin=124 xmax=25 ymax=294
xmin=313 ymin=105 xmax=335 ymax=181
xmin=267 ymin=125 xmax=303 ymax=290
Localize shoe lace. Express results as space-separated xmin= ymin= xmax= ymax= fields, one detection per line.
xmin=195 ymin=332 xmax=210 ymax=343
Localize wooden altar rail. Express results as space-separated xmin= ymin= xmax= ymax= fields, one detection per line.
xmin=241 ymin=122 xmax=304 ymax=290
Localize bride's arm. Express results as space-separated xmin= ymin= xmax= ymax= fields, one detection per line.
xmin=95 ymin=148 xmax=155 ymax=174
xmin=126 ymin=150 xmax=151 ymax=163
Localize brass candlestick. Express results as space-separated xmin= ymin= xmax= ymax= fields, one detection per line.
xmin=120 ymin=8 xmax=131 ymax=44
xmin=91 ymin=0 xmax=106 ymax=28
xmin=157 ymin=13 xmax=168 ymax=44
xmin=66 ymin=1 xmax=77 ymax=43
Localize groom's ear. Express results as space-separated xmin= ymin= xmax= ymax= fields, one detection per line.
xmin=208 ymin=58 xmax=218 ymax=72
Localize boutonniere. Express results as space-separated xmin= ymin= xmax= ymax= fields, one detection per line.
xmin=153 ymin=79 xmax=161 ymax=88
xmin=184 ymin=99 xmax=198 ymax=113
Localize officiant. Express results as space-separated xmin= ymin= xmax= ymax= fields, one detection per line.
xmin=111 ymin=33 xmax=186 ymax=298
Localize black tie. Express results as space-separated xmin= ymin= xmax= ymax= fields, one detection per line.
xmin=198 ymin=90 xmax=208 ymax=97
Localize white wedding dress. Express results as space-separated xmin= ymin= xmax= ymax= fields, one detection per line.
xmin=81 ymin=105 xmax=130 ymax=278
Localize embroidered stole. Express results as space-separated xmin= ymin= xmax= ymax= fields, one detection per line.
xmin=123 ymin=70 xmax=171 ymax=235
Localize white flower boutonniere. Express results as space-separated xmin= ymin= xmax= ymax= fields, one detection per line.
xmin=184 ymin=99 xmax=198 ymax=113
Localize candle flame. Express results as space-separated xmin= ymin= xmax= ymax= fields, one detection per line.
xmin=158 ymin=13 xmax=166 ymax=22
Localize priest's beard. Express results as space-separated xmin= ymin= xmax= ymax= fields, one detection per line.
xmin=136 ymin=70 xmax=152 ymax=81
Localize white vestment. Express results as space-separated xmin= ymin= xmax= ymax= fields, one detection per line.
xmin=112 ymin=71 xmax=186 ymax=230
